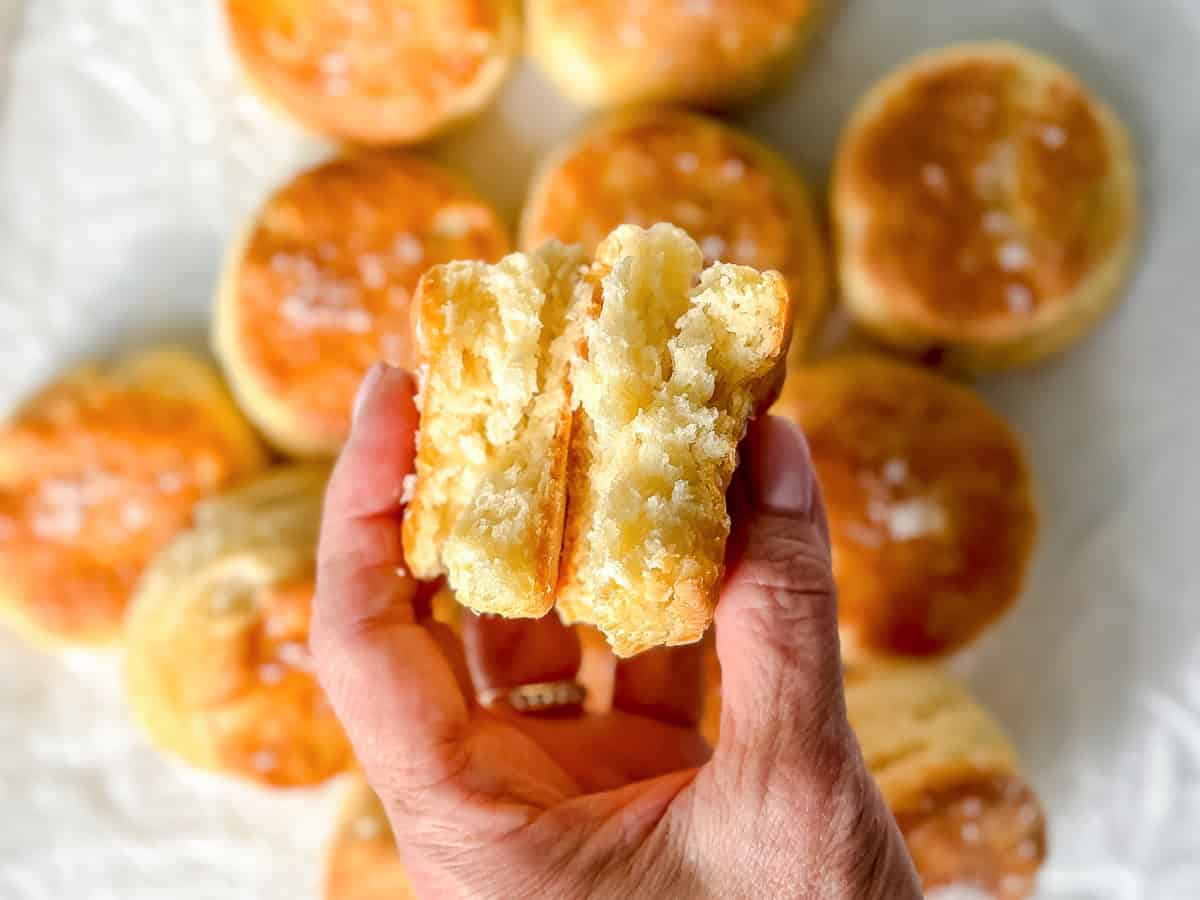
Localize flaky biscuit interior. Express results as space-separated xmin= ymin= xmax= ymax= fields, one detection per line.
xmin=403 ymin=243 xmax=590 ymax=618
xmin=557 ymin=224 xmax=789 ymax=656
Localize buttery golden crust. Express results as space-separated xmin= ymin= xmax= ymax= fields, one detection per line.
xmin=0 ymin=349 xmax=266 ymax=650
xmin=526 ymin=0 xmax=824 ymax=108
xmin=520 ymin=108 xmax=829 ymax=359
xmin=557 ymin=225 xmax=791 ymax=657
xmin=773 ymin=355 xmax=1036 ymax=658
xmin=833 ymin=43 xmax=1138 ymax=371
xmin=324 ymin=776 xmax=414 ymax=900
xmin=845 ymin=661 xmax=1046 ymax=899
xmin=215 ymin=152 xmax=509 ymax=457
xmin=126 ymin=465 xmax=353 ymax=788
xmin=225 ymin=0 xmax=520 ymax=145
xmin=699 ymin=653 xmax=1045 ymax=897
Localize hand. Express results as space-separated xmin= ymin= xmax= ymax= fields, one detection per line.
xmin=311 ymin=363 xmax=921 ymax=900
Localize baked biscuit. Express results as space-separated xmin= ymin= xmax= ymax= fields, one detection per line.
xmin=700 ymin=654 xmax=1045 ymax=898
xmin=557 ymin=224 xmax=790 ymax=657
xmin=225 ymin=0 xmax=520 ymax=145
xmin=773 ymin=356 xmax=1035 ymax=658
xmin=846 ymin=660 xmax=1046 ymax=899
xmin=0 ymin=349 xmax=266 ymax=650
xmin=526 ymin=0 xmax=824 ymax=109
xmin=521 ymin=109 xmax=829 ymax=358
xmin=402 ymin=242 xmax=591 ymax=619
xmin=833 ymin=43 xmax=1137 ymax=371
xmin=126 ymin=465 xmax=353 ymax=787
xmin=324 ymin=776 xmax=414 ymax=900
xmin=215 ymin=152 xmax=509 ymax=457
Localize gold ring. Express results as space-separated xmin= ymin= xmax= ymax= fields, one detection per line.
xmin=478 ymin=680 xmax=587 ymax=717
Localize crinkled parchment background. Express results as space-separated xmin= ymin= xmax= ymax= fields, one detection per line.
xmin=1 ymin=1 xmax=1198 ymax=897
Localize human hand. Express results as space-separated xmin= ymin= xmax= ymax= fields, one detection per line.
xmin=311 ymin=363 xmax=922 ymax=899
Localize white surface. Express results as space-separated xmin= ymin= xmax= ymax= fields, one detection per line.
xmin=1 ymin=1 xmax=1198 ymax=898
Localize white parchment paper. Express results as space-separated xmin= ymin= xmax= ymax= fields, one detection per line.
xmin=1 ymin=1 xmax=1198 ymax=897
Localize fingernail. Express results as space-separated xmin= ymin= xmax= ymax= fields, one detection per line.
xmin=352 ymin=363 xmax=389 ymax=425
xmin=748 ymin=416 xmax=814 ymax=515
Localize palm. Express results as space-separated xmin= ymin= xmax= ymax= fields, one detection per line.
xmin=313 ymin=368 xmax=923 ymax=900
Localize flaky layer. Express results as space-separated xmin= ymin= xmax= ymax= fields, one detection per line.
xmin=403 ymin=243 xmax=589 ymax=618
xmin=558 ymin=224 xmax=789 ymax=656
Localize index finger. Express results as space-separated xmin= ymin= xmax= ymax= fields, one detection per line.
xmin=310 ymin=364 xmax=470 ymax=792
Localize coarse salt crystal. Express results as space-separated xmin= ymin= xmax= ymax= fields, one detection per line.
xmin=250 ymin=749 xmax=278 ymax=773
xmin=1041 ymin=124 xmax=1068 ymax=148
xmin=882 ymin=457 xmax=909 ymax=485
xmin=700 ymin=235 xmax=726 ymax=260
xmin=1006 ymin=283 xmax=1034 ymax=314
xmin=883 ymin=497 xmax=947 ymax=542
xmin=674 ymin=152 xmax=699 ymax=174
xmin=921 ymin=163 xmax=950 ymax=193
xmin=353 ymin=815 xmax=383 ymax=841
xmin=997 ymin=241 xmax=1031 ymax=272
xmin=393 ymin=233 xmax=424 ymax=265
xmin=721 ymin=158 xmax=746 ymax=180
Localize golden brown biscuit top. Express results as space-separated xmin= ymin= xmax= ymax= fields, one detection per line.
xmin=193 ymin=573 xmax=351 ymax=786
xmin=523 ymin=111 xmax=825 ymax=343
xmin=325 ymin=780 xmax=414 ymax=900
xmin=897 ymin=773 xmax=1046 ymax=900
xmin=775 ymin=357 xmax=1035 ymax=656
xmin=233 ymin=153 xmax=508 ymax=444
xmin=539 ymin=0 xmax=813 ymax=69
xmin=0 ymin=371 xmax=258 ymax=645
xmin=840 ymin=51 xmax=1126 ymax=330
xmin=226 ymin=0 xmax=509 ymax=143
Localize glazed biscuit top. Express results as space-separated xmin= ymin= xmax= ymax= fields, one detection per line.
xmin=838 ymin=47 xmax=1131 ymax=332
xmin=325 ymin=780 xmax=413 ymax=900
xmin=0 ymin=360 xmax=261 ymax=643
xmin=231 ymin=154 xmax=508 ymax=441
xmin=226 ymin=0 xmax=509 ymax=138
xmin=128 ymin=465 xmax=351 ymax=787
xmin=523 ymin=112 xmax=825 ymax=342
xmin=538 ymin=0 xmax=814 ymax=72
xmin=187 ymin=573 xmax=347 ymax=785
xmin=776 ymin=357 xmax=1035 ymax=656
xmin=897 ymin=773 xmax=1046 ymax=900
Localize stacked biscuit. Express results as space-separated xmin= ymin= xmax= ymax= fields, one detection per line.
xmin=0 ymin=3 xmax=1140 ymax=899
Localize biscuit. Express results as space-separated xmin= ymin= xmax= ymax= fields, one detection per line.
xmin=125 ymin=464 xmax=353 ymax=787
xmin=225 ymin=0 xmax=520 ymax=145
xmin=773 ymin=355 xmax=1036 ymax=658
xmin=521 ymin=108 xmax=829 ymax=359
xmin=845 ymin=660 xmax=1046 ymax=899
xmin=557 ymin=224 xmax=790 ymax=657
xmin=833 ymin=43 xmax=1138 ymax=371
xmin=215 ymin=152 xmax=509 ymax=457
xmin=526 ymin=0 xmax=824 ymax=109
xmin=324 ymin=776 xmax=414 ymax=900
xmin=0 ymin=349 xmax=266 ymax=649
xmin=700 ymin=654 xmax=1046 ymax=898
xmin=402 ymin=242 xmax=591 ymax=619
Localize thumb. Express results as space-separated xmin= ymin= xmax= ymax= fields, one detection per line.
xmin=714 ymin=415 xmax=848 ymax=778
